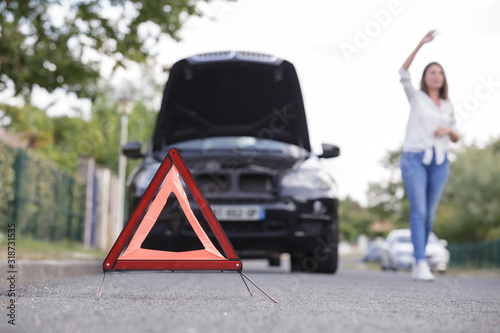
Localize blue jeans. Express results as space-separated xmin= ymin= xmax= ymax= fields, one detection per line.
xmin=400 ymin=150 xmax=449 ymax=262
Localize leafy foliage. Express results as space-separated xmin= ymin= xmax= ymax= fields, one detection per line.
xmin=0 ymin=0 xmax=209 ymax=98
xmin=0 ymin=103 xmax=54 ymax=148
xmin=339 ymin=196 xmax=379 ymax=242
xmin=0 ymin=142 xmax=16 ymax=222
xmin=0 ymin=96 xmax=156 ymax=173
xmin=0 ymin=141 xmax=85 ymax=242
xmin=366 ymin=149 xmax=408 ymax=229
xmin=435 ymin=141 xmax=500 ymax=242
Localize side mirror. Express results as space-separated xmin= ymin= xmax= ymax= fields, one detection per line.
xmin=318 ymin=143 xmax=340 ymax=159
xmin=122 ymin=141 xmax=144 ymax=159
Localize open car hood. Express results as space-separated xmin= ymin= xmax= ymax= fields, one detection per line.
xmin=152 ymin=51 xmax=311 ymax=152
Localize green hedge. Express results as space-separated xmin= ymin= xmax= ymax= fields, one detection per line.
xmin=448 ymin=239 xmax=500 ymax=269
xmin=0 ymin=141 xmax=84 ymax=242
xmin=0 ymin=142 xmax=16 ymax=224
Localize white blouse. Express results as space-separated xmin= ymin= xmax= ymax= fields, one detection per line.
xmin=399 ymin=67 xmax=457 ymax=165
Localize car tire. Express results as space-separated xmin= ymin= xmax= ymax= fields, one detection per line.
xmin=290 ymin=253 xmax=304 ymax=272
xmin=290 ymin=247 xmax=338 ymax=274
xmin=315 ymin=246 xmax=338 ymax=274
xmin=290 ymin=222 xmax=338 ymax=274
xmin=268 ymin=254 xmax=281 ymax=267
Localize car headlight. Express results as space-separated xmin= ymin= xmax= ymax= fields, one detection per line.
xmin=430 ymin=251 xmax=449 ymax=261
xmin=281 ymin=169 xmax=334 ymax=191
xmin=133 ymin=164 xmax=161 ymax=195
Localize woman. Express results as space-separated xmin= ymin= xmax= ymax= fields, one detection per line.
xmin=399 ymin=31 xmax=459 ymax=281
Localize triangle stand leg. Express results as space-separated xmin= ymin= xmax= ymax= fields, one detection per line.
xmin=239 ymin=272 xmax=253 ymax=297
xmin=96 ymin=272 xmax=107 ymax=300
xmin=239 ymin=272 xmax=278 ymax=304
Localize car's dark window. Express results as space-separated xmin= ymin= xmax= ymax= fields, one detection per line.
xmin=394 ymin=236 xmax=411 ymax=243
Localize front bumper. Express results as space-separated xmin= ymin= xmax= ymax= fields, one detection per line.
xmin=427 ymin=256 xmax=449 ymax=272
xmin=391 ymin=254 xmax=413 ymax=270
xmin=138 ymin=195 xmax=338 ymax=257
xmin=390 ymin=254 xmax=448 ymax=272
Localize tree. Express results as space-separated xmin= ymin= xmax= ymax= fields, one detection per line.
xmin=339 ymin=196 xmax=379 ymax=242
xmin=366 ymin=148 xmax=408 ymax=227
xmin=0 ymin=103 xmax=54 ymax=148
xmin=0 ymin=95 xmax=157 ymax=173
xmin=435 ymin=139 xmax=500 ymax=242
xmin=0 ymin=0 xmax=212 ymax=98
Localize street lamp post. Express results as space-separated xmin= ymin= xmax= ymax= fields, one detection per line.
xmin=116 ymin=97 xmax=133 ymax=240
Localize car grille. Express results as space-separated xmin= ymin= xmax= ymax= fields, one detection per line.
xmin=181 ymin=220 xmax=287 ymax=234
xmin=220 ymin=221 xmax=265 ymax=233
xmin=196 ymin=173 xmax=231 ymax=193
xmin=206 ymin=197 xmax=274 ymax=204
xmin=196 ymin=172 xmax=276 ymax=194
xmin=239 ymin=174 xmax=273 ymax=192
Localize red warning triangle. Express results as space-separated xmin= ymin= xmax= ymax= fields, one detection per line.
xmin=103 ymin=148 xmax=242 ymax=272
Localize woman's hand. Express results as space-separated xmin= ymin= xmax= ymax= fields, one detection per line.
xmin=435 ymin=126 xmax=459 ymax=142
xmin=434 ymin=126 xmax=450 ymax=137
xmin=420 ymin=30 xmax=436 ymax=45
xmin=402 ymin=30 xmax=436 ymax=70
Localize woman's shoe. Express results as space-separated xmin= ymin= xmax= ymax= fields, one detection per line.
xmin=413 ymin=261 xmax=435 ymax=282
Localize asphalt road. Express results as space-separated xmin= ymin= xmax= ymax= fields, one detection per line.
xmin=1 ymin=258 xmax=499 ymax=333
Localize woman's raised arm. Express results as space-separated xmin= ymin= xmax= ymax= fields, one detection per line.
xmin=402 ymin=31 xmax=435 ymax=70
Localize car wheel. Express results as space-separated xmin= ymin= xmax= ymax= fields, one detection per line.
xmin=315 ymin=246 xmax=338 ymax=273
xmin=290 ymin=223 xmax=338 ymax=274
xmin=268 ymin=254 xmax=281 ymax=267
xmin=290 ymin=248 xmax=338 ymax=274
xmin=290 ymin=253 xmax=303 ymax=272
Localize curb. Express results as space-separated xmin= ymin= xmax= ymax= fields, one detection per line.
xmin=0 ymin=260 xmax=103 ymax=286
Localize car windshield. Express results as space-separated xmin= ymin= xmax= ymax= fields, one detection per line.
xmin=162 ymin=136 xmax=309 ymax=159
xmin=394 ymin=236 xmax=411 ymax=243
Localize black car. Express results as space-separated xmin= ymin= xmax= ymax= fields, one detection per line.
xmin=123 ymin=51 xmax=340 ymax=273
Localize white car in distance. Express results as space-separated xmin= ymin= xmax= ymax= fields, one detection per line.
xmin=380 ymin=229 xmax=450 ymax=273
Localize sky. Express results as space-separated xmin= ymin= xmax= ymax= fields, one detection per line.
xmin=23 ymin=0 xmax=500 ymax=204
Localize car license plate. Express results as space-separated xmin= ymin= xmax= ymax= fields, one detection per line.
xmin=211 ymin=205 xmax=264 ymax=221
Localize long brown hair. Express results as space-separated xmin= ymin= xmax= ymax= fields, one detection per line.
xmin=420 ymin=62 xmax=449 ymax=100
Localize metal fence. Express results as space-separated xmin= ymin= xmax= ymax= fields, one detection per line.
xmin=0 ymin=141 xmax=85 ymax=242
xmin=448 ymin=239 xmax=500 ymax=269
